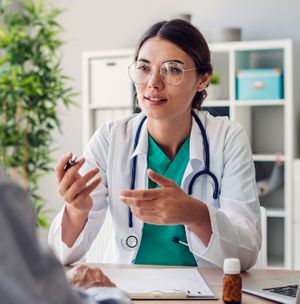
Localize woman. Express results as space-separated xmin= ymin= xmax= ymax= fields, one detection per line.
xmin=48 ymin=19 xmax=261 ymax=270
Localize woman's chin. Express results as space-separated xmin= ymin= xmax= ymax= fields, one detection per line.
xmin=139 ymin=99 xmax=168 ymax=117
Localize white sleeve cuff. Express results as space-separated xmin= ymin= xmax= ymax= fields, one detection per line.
xmin=186 ymin=203 xmax=218 ymax=256
xmin=48 ymin=207 xmax=92 ymax=265
xmin=186 ymin=202 xmax=260 ymax=270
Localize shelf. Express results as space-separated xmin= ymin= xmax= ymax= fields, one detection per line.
xmin=266 ymin=209 xmax=285 ymax=218
xmin=234 ymin=106 xmax=284 ymax=154
xmin=204 ymin=100 xmax=230 ymax=107
xmin=253 ymin=154 xmax=285 ymax=162
xmin=268 ymin=256 xmax=285 ymax=269
xmin=209 ymin=39 xmax=292 ymax=52
xmin=234 ymin=100 xmax=285 ymax=106
xmin=89 ymin=104 xmax=133 ymax=110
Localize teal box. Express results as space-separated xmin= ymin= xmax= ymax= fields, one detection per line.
xmin=236 ymin=68 xmax=283 ymax=100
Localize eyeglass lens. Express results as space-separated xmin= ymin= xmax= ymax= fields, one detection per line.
xmin=128 ymin=61 xmax=185 ymax=86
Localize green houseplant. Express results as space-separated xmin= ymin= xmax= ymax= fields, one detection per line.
xmin=0 ymin=0 xmax=76 ymax=227
xmin=207 ymin=73 xmax=222 ymax=100
xmin=209 ymin=73 xmax=221 ymax=85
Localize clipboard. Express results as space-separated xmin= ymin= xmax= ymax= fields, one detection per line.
xmin=101 ymin=267 xmax=217 ymax=300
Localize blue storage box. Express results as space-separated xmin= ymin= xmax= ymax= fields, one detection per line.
xmin=236 ymin=68 xmax=283 ymax=100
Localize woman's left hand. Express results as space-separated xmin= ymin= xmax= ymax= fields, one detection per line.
xmin=120 ymin=169 xmax=200 ymax=225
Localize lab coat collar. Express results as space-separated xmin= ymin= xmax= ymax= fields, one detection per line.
xmin=129 ymin=114 xmax=148 ymax=160
xmin=190 ymin=110 xmax=205 ymax=165
xmin=129 ymin=111 xmax=206 ymax=164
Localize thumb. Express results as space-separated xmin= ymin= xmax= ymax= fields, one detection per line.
xmin=147 ymin=169 xmax=175 ymax=188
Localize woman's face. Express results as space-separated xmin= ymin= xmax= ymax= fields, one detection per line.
xmin=135 ymin=37 xmax=208 ymax=123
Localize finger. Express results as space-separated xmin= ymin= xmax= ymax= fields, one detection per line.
xmin=131 ymin=207 xmax=157 ymax=217
xmin=66 ymin=264 xmax=87 ymax=287
xmin=147 ymin=169 xmax=176 ymax=188
xmin=91 ymin=267 xmax=116 ymax=287
xmin=121 ymin=197 xmax=155 ymax=208
xmin=142 ymin=217 xmax=161 ymax=225
xmin=64 ymin=168 xmax=100 ymax=202
xmin=56 ymin=152 xmax=72 ymax=183
xmin=59 ymin=157 xmax=86 ymax=194
xmin=134 ymin=214 xmax=162 ymax=225
xmin=120 ymin=188 xmax=162 ymax=200
xmin=64 ymin=157 xmax=86 ymax=179
xmin=130 ymin=208 xmax=158 ymax=223
xmin=71 ymin=177 xmax=101 ymax=209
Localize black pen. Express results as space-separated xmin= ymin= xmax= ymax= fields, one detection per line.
xmin=64 ymin=155 xmax=78 ymax=172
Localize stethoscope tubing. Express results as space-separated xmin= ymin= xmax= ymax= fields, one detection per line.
xmin=128 ymin=111 xmax=219 ymax=230
xmin=129 ymin=116 xmax=147 ymax=228
xmin=188 ymin=112 xmax=219 ymax=199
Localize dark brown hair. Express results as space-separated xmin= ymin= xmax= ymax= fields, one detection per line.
xmin=134 ymin=19 xmax=213 ymax=110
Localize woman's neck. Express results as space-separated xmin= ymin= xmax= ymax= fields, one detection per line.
xmin=147 ymin=113 xmax=192 ymax=160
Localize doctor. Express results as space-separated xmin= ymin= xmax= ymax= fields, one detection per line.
xmin=48 ymin=19 xmax=261 ymax=270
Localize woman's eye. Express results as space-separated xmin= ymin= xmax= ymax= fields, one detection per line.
xmin=168 ymin=66 xmax=181 ymax=74
xmin=137 ymin=64 xmax=150 ymax=72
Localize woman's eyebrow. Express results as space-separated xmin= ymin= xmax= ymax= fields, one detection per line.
xmin=136 ymin=58 xmax=150 ymax=63
xmin=137 ymin=58 xmax=185 ymax=65
xmin=163 ymin=59 xmax=185 ymax=64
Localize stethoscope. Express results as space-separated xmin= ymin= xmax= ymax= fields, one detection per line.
xmin=121 ymin=111 xmax=220 ymax=251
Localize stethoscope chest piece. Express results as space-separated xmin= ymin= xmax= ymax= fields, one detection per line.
xmin=121 ymin=230 xmax=139 ymax=251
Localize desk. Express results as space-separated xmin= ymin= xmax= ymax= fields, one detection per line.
xmin=84 ymin=264 xmax=300 ymax=303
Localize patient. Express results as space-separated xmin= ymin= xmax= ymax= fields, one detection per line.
xmin=0 ymin=169 xmax=129 ymax=304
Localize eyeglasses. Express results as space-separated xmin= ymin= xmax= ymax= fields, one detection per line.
xmin=128 ymin=61 xmax=199 ymax=86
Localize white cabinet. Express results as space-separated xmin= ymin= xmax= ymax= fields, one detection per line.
xmin=90 ymin=57 xmax=132 ymax=108
xmin=82 ymin=49 xmax=133 ymax=146
xmin=82 ymin=40 xmax=299 ymax=268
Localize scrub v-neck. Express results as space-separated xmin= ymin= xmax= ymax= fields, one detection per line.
xmin=134 ymin=135 xmax=197 ymax=266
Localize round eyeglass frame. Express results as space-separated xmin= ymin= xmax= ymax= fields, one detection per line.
xmin=128 ymin=61 xmax=199 ymax=86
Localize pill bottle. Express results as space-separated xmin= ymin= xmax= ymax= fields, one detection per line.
xmin=222 ymin=258 xmax=242 ymax=304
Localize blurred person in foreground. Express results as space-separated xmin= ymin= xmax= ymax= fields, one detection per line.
xmin=0 ymin=168 xmax=130 ymax=304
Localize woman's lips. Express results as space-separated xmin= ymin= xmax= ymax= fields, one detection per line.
xmin=144 ymin=96 xmax=168 ymax=105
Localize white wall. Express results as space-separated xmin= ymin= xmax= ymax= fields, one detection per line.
xmin=40 ymin=0 xmax=300 ymax=224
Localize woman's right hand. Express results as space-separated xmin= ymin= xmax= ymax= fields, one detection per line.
xmin=56 ymin=153 xmax=101 ymax=215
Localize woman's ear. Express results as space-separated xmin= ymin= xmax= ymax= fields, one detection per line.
xmin=197 ymin=73 xmax=211 ymax=92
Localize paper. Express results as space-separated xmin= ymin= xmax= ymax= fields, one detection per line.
xmin=101 ymin=267 xmax=216 ymax=299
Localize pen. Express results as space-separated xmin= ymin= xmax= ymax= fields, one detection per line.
xmin=64 ymin=155 xmax=78 ymax=172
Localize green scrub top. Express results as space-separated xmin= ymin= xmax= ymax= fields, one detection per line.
xmin=134 ymin=135 xmax=197 ymax=266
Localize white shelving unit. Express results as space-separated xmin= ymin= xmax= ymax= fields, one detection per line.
xmin=82 ymin=40 xmax=299 ymax=267
xmin=207 ymin=39 xmax=299 ymax=269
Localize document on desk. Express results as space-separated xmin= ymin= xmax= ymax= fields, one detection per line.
xmin=102 ymin=268 xmax=217 ymax=299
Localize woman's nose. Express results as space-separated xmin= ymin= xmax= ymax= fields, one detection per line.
xmin=147 ymin=70 xmax=164 ymax=89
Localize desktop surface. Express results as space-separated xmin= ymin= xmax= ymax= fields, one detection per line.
xmin=79 ymin=263 xmax=300 ymax=303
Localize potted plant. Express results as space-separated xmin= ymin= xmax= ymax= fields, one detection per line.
xmin=0 ymin=0 xmax=76 ymax=227
xmin=207 ymin=73 xmax=222 ymax=100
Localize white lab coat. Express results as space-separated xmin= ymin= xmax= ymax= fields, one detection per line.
xmin=48 ymin=110 xmax=261 ymax=270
